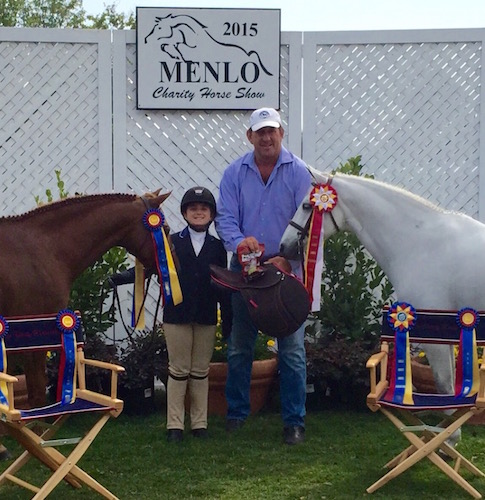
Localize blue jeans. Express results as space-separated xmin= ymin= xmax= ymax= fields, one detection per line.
xmin=225 ymin=260 xmax=307 ymax=427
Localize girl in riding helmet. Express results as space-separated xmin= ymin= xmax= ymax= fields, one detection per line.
xmin=162 ymin=186 xmax=231 ymax=442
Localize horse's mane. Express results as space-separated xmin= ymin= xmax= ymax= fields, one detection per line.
xmin=1 ymin=193 xmax=138 ymax=222
xmin=334 ymin=172 xmax=447 ymax=214
xmin=309 ymin=166 xmax=449 ymax=215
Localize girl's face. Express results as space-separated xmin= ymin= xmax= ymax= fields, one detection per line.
xmin=184 ymin=202 xmax=213 ymax=231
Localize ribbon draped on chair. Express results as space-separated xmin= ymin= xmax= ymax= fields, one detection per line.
xmin=455 ymin=307 xmax=480 ymax=397
xmin=387 ymin=302 xmax=417 ymax=405
xmin=0 ymin=316 xmax=9 ymax=405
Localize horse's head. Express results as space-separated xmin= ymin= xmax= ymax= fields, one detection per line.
xmin=124 ymin=190 xmax=173 ymax=270
xmin=144 ymin=15 xmax=174 ymax=43
xmin=144 ymin=14 xmax=202 ymax=43
xmin=279 ymin=168 xmax=344 ymax=260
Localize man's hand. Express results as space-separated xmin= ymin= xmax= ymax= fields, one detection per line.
xmin=237 ymin=236 xmax=260 ymax=256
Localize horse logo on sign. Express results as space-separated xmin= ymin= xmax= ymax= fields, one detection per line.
xmin=144 ymin=14 xmax=272 ymax=76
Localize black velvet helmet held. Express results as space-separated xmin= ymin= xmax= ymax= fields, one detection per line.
xmin=180 ymin=186 xmax=216 ymax=215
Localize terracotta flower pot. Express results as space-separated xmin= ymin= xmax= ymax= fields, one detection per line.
xmin=208 ymin=357 xmax=278 ymax=417
xmin=411 ymin=358 xmax=437 ymax=393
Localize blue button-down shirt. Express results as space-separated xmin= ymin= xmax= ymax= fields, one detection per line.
xmin=215 ymin=146 xmax=311 ymax=260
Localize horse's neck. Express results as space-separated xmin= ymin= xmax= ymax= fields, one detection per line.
xmin=30 ymin=197 xmax=136 ymax=277
xmin=334 ymin=175 xmax=445 ymax=274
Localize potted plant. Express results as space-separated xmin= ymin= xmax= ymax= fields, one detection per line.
xmin=207 ymin=316 xmax=277 ymax=416
xmin=117 ymin=324 xmax=168 ymax=415
xmin=305 ymin=157 xmax=394 ymax=411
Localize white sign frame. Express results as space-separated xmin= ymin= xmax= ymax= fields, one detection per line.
xmin=136 ymin=7 xmax=281 ymax=110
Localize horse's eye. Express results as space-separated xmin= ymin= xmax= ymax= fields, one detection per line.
xmin=302 ymin=203 xmax=312 ymax=210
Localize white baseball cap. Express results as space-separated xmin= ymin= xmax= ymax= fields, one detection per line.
xmin=249 ymin=107 xmax=282 ymax=131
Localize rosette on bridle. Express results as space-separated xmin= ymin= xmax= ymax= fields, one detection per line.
xmin=455 ymin=307 xmax=480 ymax=397
xmin=304 ymin=183 xmax=338 ymax=311
xmin=143 ymin=208 xmax=183 ymax=308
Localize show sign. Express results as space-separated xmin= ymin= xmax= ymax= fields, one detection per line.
xmin=136 ymin=8 xmax=281 ymax=110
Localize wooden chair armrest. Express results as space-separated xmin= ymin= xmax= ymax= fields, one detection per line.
xmin=78 ymin=352 xmax=125 ymax=400
xmin=0 ymin=372 xmax=19 ymax=383
xmin=81 ymin=358 xmax=125 ymax=373
xmin=366 ymin=344 xmax=389 ymax=403
xmin=366 ymin=350 xmax=387 ymax=369
xmin=0 ymin=373 xmax=19 ymax=415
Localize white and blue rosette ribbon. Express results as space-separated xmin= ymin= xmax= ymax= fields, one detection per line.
xmin=455 ymin=307 xmax=479 ymax=397
xmin=56 ymin=310 xmax=79 ymax=405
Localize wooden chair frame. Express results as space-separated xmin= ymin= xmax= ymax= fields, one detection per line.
xmin=366 ymin=304 xmax=485 ymax=499
xmin=0 ymin=312 xmax=124 ymax=499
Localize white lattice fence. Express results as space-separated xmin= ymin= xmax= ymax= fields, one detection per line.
xmin=0 ymin=28 xmax=113 ymax=215
xmin=303 ymin=29 xmax=485 ymax=219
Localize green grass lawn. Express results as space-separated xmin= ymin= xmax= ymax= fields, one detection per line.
xmin=2 ymin=399 xmax=485 ymax=499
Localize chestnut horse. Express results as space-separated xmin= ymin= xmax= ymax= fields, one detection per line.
xmin=0 ymin=190 xmax=171 ymax=408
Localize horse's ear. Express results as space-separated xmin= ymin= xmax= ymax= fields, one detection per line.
xmin=154 ymin=190 xmax=171 ymax=207
xmin=141 ymin=189 xmax=171 ymax=207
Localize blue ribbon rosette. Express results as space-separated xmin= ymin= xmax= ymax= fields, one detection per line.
xmin=142 ymin=209 xmax=182 ymax=306
xmin=387 ymin=302 xmax=417 ymax=404
xmin=56 ymin=309 xmax=80 ymax=405
xmin=455 ymin=307 xmax=479 ymax=397
xmin=0 ymin=315 xmax=10 ymax=406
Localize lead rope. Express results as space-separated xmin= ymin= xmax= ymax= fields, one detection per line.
xmin=110 ymin=274 xmax=155 ymax=342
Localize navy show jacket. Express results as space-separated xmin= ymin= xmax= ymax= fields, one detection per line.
xmin=163 ymin=227 xmax=232 ymax=331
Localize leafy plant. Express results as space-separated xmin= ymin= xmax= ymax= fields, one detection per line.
xmin=118 ymin=325 xmax=168 ymax=391
xmin=211 ymin=309 xmax=276 ymax=363
xmin=305 ymin=156 xmax=394 ymax=409
xmin=0 ymin=0 xmax=134 ymax=29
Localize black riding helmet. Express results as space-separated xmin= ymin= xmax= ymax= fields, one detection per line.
xmin=180 ymin=186 xmax=216 ymax=217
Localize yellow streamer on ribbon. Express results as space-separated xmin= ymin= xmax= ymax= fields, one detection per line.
xmin=0 ymin=339 xmax=8 ymax=403
xmin=471 ymin=330 xmax=479 ymax=396
xmin=161 ymin=231 xmax=183 ymax=305
xmin=134 ymin=259 xmax=146 ymax=330
xmin=403 ymin=333 xmax=414 ymax=405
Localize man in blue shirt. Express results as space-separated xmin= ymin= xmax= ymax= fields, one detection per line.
xmin=215 ymin=107 xmax=312 ymax=445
